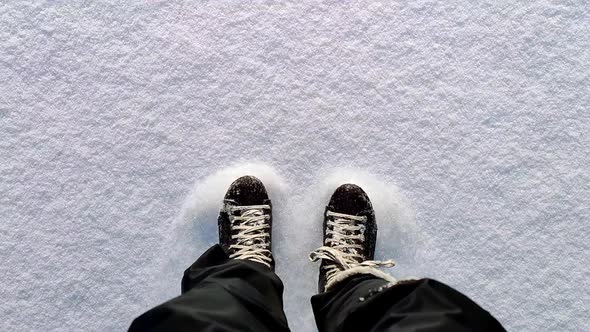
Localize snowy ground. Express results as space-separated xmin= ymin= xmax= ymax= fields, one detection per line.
xmin=1 ymin=1 xmax=589 ymax=331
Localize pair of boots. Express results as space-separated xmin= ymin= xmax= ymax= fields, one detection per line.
xmin=129 ymin=176 xmax=506 ymax=332
xmin=219 ymin=176 xmax=394 ymax=293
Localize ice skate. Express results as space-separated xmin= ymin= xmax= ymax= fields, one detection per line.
xmin=310 ymin=184 xmax=396 ymax=292
xmin=218 ymin=175 xmax=274 ymax=270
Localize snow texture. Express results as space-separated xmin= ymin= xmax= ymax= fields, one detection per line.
xmin=1 ymin=1 xmax=589 ymax=331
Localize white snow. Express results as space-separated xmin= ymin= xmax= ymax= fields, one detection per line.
xmin=1 ymin=1 xmax=589 ymax=331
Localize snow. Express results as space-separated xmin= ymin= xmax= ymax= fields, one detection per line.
xmin=1 ymin=1 xmax=589 ymax=331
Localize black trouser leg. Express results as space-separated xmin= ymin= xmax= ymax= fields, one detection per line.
xmin=129 ymin=245 xmax=290 ymax=332
xmin=312 ymin=276 xmax=506 ymax=332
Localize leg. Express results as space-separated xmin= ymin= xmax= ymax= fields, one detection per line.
xmin=312 ymin=275 xmax=506 ymax=332
xmin=129 ymin=244 xmax=289 ymax=332
xmin=309 ymin=183 xmax=506 ymax=331
xmin=130 ymin=176 xmax=289 ymax=331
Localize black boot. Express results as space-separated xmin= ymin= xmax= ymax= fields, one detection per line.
xmin=218 ymin=175 xmax=274 ymax=270
xmin=310 ymin=184 xmax=395 ymax=292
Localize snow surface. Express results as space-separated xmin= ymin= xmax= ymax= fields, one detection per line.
xmin=1 ymin=1 xmax=589 ymax=331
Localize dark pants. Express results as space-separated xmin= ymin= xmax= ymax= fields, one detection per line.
xmin=129 ymin=245 xmax=505 ymax=332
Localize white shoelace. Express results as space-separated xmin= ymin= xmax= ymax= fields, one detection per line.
xmin=309 ymin=211 xmax=396 ymax=286
xmin=227 ymin=205 xmax=272 ymax=268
